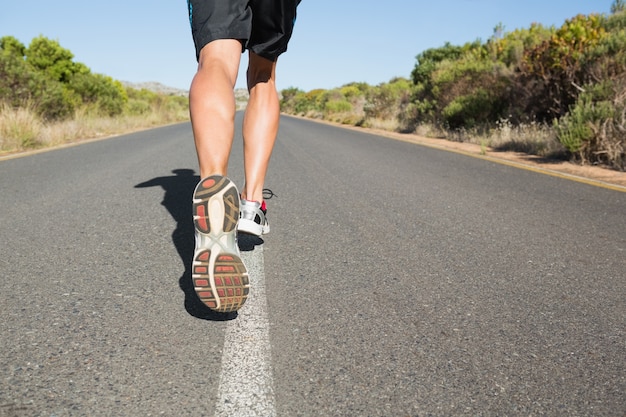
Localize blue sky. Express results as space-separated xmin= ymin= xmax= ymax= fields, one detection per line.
xmin=1 ymin=1 xmax=616 ymax=92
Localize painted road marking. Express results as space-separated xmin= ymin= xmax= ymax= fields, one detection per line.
xmin=214 ymin=243 xmax=276 ymax=417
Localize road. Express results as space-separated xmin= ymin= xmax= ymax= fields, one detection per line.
xmin=1 ymin=115 xmax=624 ymax=416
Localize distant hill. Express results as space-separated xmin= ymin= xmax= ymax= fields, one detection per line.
xmin=121 ymin=81 xmax=188 ymax=96
xmin=121 ymin=81 xmax=249 ymax=109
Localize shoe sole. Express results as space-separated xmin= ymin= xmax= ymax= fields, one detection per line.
xmin=192 ymin=175 xmax=249 ymax=312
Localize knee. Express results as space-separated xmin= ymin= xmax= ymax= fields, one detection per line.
xmin=195 ymin=40 xmax=242 ymax=85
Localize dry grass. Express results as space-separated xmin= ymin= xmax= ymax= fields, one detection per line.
xmin=429 ymin=119 xmax=566 ymax=158
xmin=486 ymin=119 xmax=565 ymax=157
xmin=293 ymin=105 xmax=568 ymax=161
xmin=361 ymin=117 xmax=400 ymax=131
xmin=0 ymin=103 xmax=43 ymax=150
xmin=413 ymin=123 xmax=447 ymax=139
xmin=0 ymin=104 xmax=189 ymax=155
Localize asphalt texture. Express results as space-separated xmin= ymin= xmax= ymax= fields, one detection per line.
xmin=1 ymin=115 xmax=624 ymax=416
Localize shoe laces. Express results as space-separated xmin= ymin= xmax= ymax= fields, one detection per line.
xmin=262 ymin=189 xmax=276 ymax=200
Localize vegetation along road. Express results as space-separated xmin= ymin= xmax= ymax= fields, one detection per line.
xmin=1 ymin=115 xmax=624 ymax=416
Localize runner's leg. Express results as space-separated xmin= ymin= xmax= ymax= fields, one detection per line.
xmin=189 ymin=39 xmax=243 ymax=179
xmin=241 ymin=52 xmax=279 ymax=203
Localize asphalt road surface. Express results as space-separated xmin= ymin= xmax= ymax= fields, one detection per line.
xmin=1 ymin=115 xmax=624 ymax=416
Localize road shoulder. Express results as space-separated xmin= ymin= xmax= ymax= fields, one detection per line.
xmin=290 ymin=115 xmax=626 ymax=192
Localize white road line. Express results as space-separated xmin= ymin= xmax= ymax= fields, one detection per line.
xmin=214 ymin=244 xmax=276 ymax=417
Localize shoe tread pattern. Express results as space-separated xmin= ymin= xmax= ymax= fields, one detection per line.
xmin=192 ymin=175 xmax=249 ymax=312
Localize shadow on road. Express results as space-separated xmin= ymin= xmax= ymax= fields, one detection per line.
xmin=135 ymin=168 xmax=260 ymax=321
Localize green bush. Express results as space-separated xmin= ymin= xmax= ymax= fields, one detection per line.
xmin=0 ymin=35 xmax=135 ymax=120
xmin=162 ymin=94 xmax=188 ymax=115
xmin=442 ymin=89 xmax=498 ymax=129
xmin=411 ymin=42 xmax=467 ymax=86
xmin=554 ymin=91 xmax=615 ymax=163
xmin=69 ymin=72 xmax=127 ymax=116
xmin=38 ymin=84 xmax=78 ymax=121
xmin=430 ymin=57 xmax=512 ymax=128
xmin=325 ymin=99 xmax=352 ymax=113
xmin=280 ymin=88 xmax=328 ymax=115
xmin=485 ymin=23 xmax=553 ymax=67
xmin=126 ymin=98 xmax=152 ymax=115
xmin=363 ymin=78 xmax=411 ymax=120
xmin=519 ymin=14 xmax=609 ymax=121
xmin=277 ymin=6 xmax=626 ymax=169
xmin=0 ymin=52 xmax=76 ymax=120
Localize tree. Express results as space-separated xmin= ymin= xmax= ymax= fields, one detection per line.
xmin=25 ymin=36 xmax=86 ymax=82
xmin=611 ymin=0 xmax=625 ymax=14
xmin=0 ymin=36 xmax=26 ymax=59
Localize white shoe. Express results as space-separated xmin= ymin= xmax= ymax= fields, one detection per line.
xmin=238 ymin=199 xmax=270 ymax=236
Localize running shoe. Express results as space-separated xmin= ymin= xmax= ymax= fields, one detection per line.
xmin=192 ymin=175 xmax=249 ymax=312
xmin=238 ymin=199 xmax=270 ymax=236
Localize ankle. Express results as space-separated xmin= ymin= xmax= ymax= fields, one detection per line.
xmin=241 ymin=190 xmax=264 ymax=203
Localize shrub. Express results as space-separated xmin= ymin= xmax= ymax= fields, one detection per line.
xmin=325 ymin=99 xmax=352 ymax=113
xmin=442 ymin=89 xmax=502 ymax=128
xmin=487 ymin=23 xmax=553 ymax=67
xmin=554 ymin=84 xmax=624 ymax=168
xmin=411 ymin=42 xmax=467 ymax=86
xmin=430 ymin=57 xmax=512 ymax=128
xmin=519 ymin=14 xmax=609 ymax=121
xmin=364 ymin=78 xmax=412 ymax=120
xmin=279 ymin=87 xmax=302 ymax=111
xmin=0 ymin=52 xmax=76 ymax=120
xmin=69 ymin=72 xmax=127 ymax=117
xmin=38 ymin=84 xmax=78 ymax=121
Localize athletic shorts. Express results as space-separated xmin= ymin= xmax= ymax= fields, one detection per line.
xmin=187 ymin=0 xmax=301 ymax=62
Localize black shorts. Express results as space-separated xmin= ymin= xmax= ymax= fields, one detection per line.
xmin=187 ymin=0 xmax=301 ymax=62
